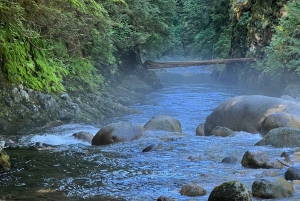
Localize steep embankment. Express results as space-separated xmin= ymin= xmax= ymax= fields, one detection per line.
xmin=227 ymin=0 xmax=300 ymax=93
xmin=0 ymin=70 xmax=162 ymax=135
xmin=0 ymin=1 xmax=171 ymax=134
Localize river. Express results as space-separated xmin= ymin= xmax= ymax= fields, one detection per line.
xmin=1 ymin=67 xmax=299 ymax=201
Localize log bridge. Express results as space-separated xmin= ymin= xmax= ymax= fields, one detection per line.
xmin=143 ymin=58 xmax=256 ymax=69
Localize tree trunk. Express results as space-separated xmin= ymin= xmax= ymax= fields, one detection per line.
xmin=143 ymin=58 xmax=256 ymax=69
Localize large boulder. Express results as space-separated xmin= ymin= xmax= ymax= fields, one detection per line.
xmin=91 ymin=122 xmax=144 ymax=146
xmin=241 ymin=150 xmax=282 ymax=169
xmin=208 ymin=181 xmax=252 ymax=201
xmin=144 ymin=115 xmax=182 ymax=133
xmin=260 ymin=112 xmax=300 ymax=135
xmin=252 ymin=177 xmax=294 ymax=199
xmin=204 ymin=95 xmax=300 ymax=135
xmin=255 ymin=127 xmax=300 ymax=148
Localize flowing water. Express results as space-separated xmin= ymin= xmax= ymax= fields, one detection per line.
xmin=1 ymin=67 xmax=300 ymax=201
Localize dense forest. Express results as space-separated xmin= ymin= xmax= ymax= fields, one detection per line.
xmin=0 ymin=0 xmax=300 ymax=94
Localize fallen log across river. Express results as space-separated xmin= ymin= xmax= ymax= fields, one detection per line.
xmin=143 ymin=58 xmax=256 ymax=69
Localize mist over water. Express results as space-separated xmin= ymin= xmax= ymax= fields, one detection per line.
xmin=2 ymin=66 xmax=299 ymax=201
xmin=116 ymin=66 xmax=245 ymax=134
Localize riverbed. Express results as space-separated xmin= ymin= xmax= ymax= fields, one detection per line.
xmin=1 ymin=67 xmax=300 ymax=201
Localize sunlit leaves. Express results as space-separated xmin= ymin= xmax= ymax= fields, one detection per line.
xmin=264 ymin=1 xmax=300 ymax=77
xmin=0 ymin=0 xmax=177 ymax=93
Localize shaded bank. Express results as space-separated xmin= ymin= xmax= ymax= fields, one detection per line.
xmin=0 ymin=70 xmax=161 ymax=135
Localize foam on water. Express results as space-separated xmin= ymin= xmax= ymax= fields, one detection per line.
xmin=21 ymin=123 xmax=100 ymax=146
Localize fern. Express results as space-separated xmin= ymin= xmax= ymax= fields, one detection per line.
xmin=65 ymin=57 xmax=106 ymax=94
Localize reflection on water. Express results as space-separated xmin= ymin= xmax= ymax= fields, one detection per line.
xmin=1 ymin=67 xmax=300 ymax=201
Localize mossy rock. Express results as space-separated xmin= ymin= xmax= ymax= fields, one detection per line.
xmin=208 ymin=181 xmax=252 ymax=201
xmin=0 ymin=149 xmax=11 ymax=172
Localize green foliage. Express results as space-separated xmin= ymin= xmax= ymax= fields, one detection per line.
xmin=180 ymin=0 xmax=232 ymax=59
xmin=66 ymin=57 xmax=106 ymax=93
xmin=0 ymin=23 xmax=68 ymax=93
xmin=0 ymin=0 xmax=114 ymax=93
xmin=0 ymin=0 xmax=179 ymax=94
xmin=263 ymin=1 xmax=300 ymax=78
xmin=84 ymin=28 xmax=116 ymax=66
xmin=103 ymin=0 xmax=176 ymax=61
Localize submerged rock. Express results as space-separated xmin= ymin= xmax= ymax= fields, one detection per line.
xmin=142 ymin=144 xmax=156 ymax=152
xmin=222 ymin=156 xmax=238 ymax=164
xmin=73 ymin=131 xmax=94 ymax=143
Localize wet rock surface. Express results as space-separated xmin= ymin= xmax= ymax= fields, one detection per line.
xmin=255 ymin=127 xmax=300 ymax=148
xmin=252 ymin=177 xmax=294 ymax=199
xmin=285 ymin=164 xmax=300 ymax=180
xmin=144 ymin=115 xmax=182 ymax=133
xmin=209 ymin=126 xmax=235 ymax=137
xmin=180 ymin=183 xmax=207 ymax=196
xmin=208 ymin=181 xmax=252 ymax=201
xmin=204 ymin=95 xmax=300 ymax=135
xmin=241 ymin=150 xmax=283 ymax=169
xmin=0 ymin=72 xmax=160 ymax=135
xmin=91 ymin=122 xmax=144 ymax=146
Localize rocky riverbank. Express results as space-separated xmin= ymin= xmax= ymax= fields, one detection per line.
xmin=0 ymin=70 xmax=162 ymax=135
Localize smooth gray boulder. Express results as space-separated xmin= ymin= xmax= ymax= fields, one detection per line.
xmin=255 ymin=127 xmax=300 ymax=148
xmin=204 ymin=95 xmax=300 ymax=135
xmin=91 ymin=122 xmax=144 ymax=146
xmin=252 ymin=177 xmax=294 ymax=199
xmin=144 ymin=115 xmax=182 ymax=133
xmin=260 ymin=112 xmax=300 ymax=135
